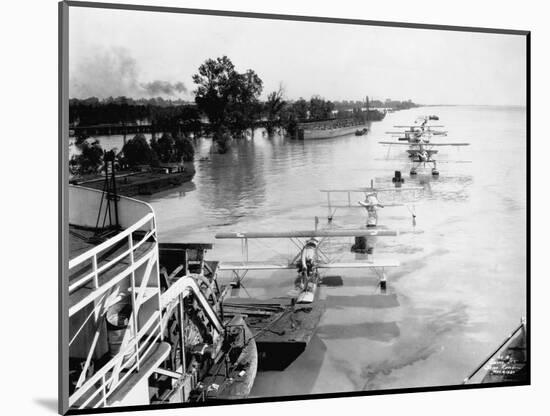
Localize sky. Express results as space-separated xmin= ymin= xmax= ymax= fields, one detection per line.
xmin=68 ymin=6 xmax=527 ymax=105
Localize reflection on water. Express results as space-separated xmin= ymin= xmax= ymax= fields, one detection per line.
xmin=129 ymin=105 xmax=525 ymax=395
xmin=197 ymin=139 xmax=267 ymax=220
xmin=324 ymin=293 xmax=400 ymax=309
xmin=319 ymin=321 xmax=401 ymax=342
xmin=358 ymin=302 xmax=470 ymax=391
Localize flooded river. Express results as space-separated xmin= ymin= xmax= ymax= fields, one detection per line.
xmin=113 ymin=106 xmax=526 ymax=395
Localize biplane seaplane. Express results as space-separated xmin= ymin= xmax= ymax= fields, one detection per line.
xmin=380 ymin=123 xmax=470 ymax=176
xmin=215 ymin=227 xmax=400 ymax=302
xmin=414 ymin=115 xmax=444 ymax=129
xmin=320 ymin=179 xmax=423 ymax=228
xmin=386 ymin=117 xmax=448 ymax=144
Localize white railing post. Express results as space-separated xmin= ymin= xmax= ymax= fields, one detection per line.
xmin=92 ymin=255 xmax=99 ymax=289
xmin=150 ymin=216 xmax=164 ymax=342
xmin=101 ymin=374 xmax=107 ymax=407
xmin=128 ymin=233 xmax=141 ymax=372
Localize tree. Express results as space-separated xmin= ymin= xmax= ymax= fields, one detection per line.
xmin=279 ymin=98 xmax=308 ymax=138
xmin=122 ymin=134 xmax=155 ymax=167
xmin=213 ymin=127 xmax=232 ymax=154
xmin=292 ymin=98 xmax=309 ymax=121
xmin=193 ymin=56 xmax=263 ymax=150
xmin=174 ymin=134 xmax=195 ymax=162
xmin=193 ymin=56 xmax=236 ymax=130
xmin=264 ymin=86 xmax=286 ymax=136
xmin=149 ymin=132 xmax=195 ymax=163
xmin=151 ymin=133 xmax=176 ymax=163
xmin=228 ymin=69 xmax=263 ymax=137
xmin=69 ymin=139 xmax=104 ymax=175
xmin=309 ymin=95 xmax=334 ymax=120
xmin=176 ymin=106 xmax=202 ymax=138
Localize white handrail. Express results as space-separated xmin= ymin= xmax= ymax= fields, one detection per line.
xmin=69 ymin=213 xmax=155 ymax=269
xmin=69 ymin=228 xmax=157 ymax=294
xmin=69 ymin=245 xmax=156 ymax=317
xmin=68 ymin=190 xmax=166 ymax=410
xmin=69 ymin=311 xmax=161 ymax=407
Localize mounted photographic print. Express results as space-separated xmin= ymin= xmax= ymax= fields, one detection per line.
xmin=59 ymin=1 xmax=530 ymax=414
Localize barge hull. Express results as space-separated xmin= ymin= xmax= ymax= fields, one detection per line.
xmin=301 ymin=124 xmax=367 ymax=140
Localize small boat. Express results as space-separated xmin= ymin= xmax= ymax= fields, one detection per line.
xmin=196 ymin=315 xmax=258 ymax=401
xmin=355 ymin=127 xmax=368 ymax=136
xmin=462 ymin=319 xmax=527 ymax=385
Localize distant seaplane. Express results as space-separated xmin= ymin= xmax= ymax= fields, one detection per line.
xmin=379 ymin=140 xmax=471 ymax=176
xmin=380 ymin=117 xmax=470 ymax=176
xmin=320 ymin=179 xmax=423 ymax=227
xmin=386 ymin=119 xmax=448 ymax=144
xmin=215 ymin=227 xmax=400 ymax=302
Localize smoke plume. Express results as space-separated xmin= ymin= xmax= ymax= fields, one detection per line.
xmin=140 ymin=80 xmax=187 ymax=96
xmin=70 ymin=46 xmax=187 ymax=98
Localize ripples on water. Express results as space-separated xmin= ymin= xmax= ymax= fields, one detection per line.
xmin=98 ymin=105 xmax=527 ymax=395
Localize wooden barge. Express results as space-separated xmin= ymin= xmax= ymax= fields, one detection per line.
xmin=296 ymin=109 xmax=385 ymax=140
xmin=71 ymin=164 xmax=195 ymax=198
xmin=298 ymin=121 xmax=368 ymax=140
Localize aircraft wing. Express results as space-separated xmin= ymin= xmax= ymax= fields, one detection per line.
xmin=393 ymin=125 xmax=445 ymax=128
xmin=218 ymin=261 xmax=294 ymax=271
xmin=378 ymin=141 xmax=416 ymax=145
xmin=424 ymin=142 xmax=470 ymax=146
xmin=320 ymin=186 xmax=423 ymax=193
xmin=318 ymin=260 xmax=400 ymax=269
xmin=321 ymin=203 xmax=404 ymax=208
xmin=407 ymin=149 xmax=438 ymax=153
xmin=358 ymin=200 xmax=402 ymax=207
xmin=215 ymin=229 xmax=398 ymax=239
xmin=320 ymin=188 xmax=375 ymax=193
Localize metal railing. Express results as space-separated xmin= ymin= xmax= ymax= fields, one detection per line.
xmin=69 ymin=312 xmax=162 ymax=409
xmin=68 ymin=213 xmax=156 ymax=317
xmin=68 ymin=211 xmax=164 ymax=409
xmin=68 ymin=207 xmax=229 ymax=409
xmin=70 ymin=275 xmax=226 ymax=409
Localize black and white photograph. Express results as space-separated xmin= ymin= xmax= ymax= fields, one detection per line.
xmin=59 ymin=1 xmax=529 ymax=413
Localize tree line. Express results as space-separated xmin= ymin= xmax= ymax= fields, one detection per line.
xmin=69 ymin=55 xmax=418 ymax=174
xmin=69 ymin=132 xmax=195 ymax=176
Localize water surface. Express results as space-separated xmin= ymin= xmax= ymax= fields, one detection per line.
xmin=128 ymin=105 xmax=525 ymax=395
